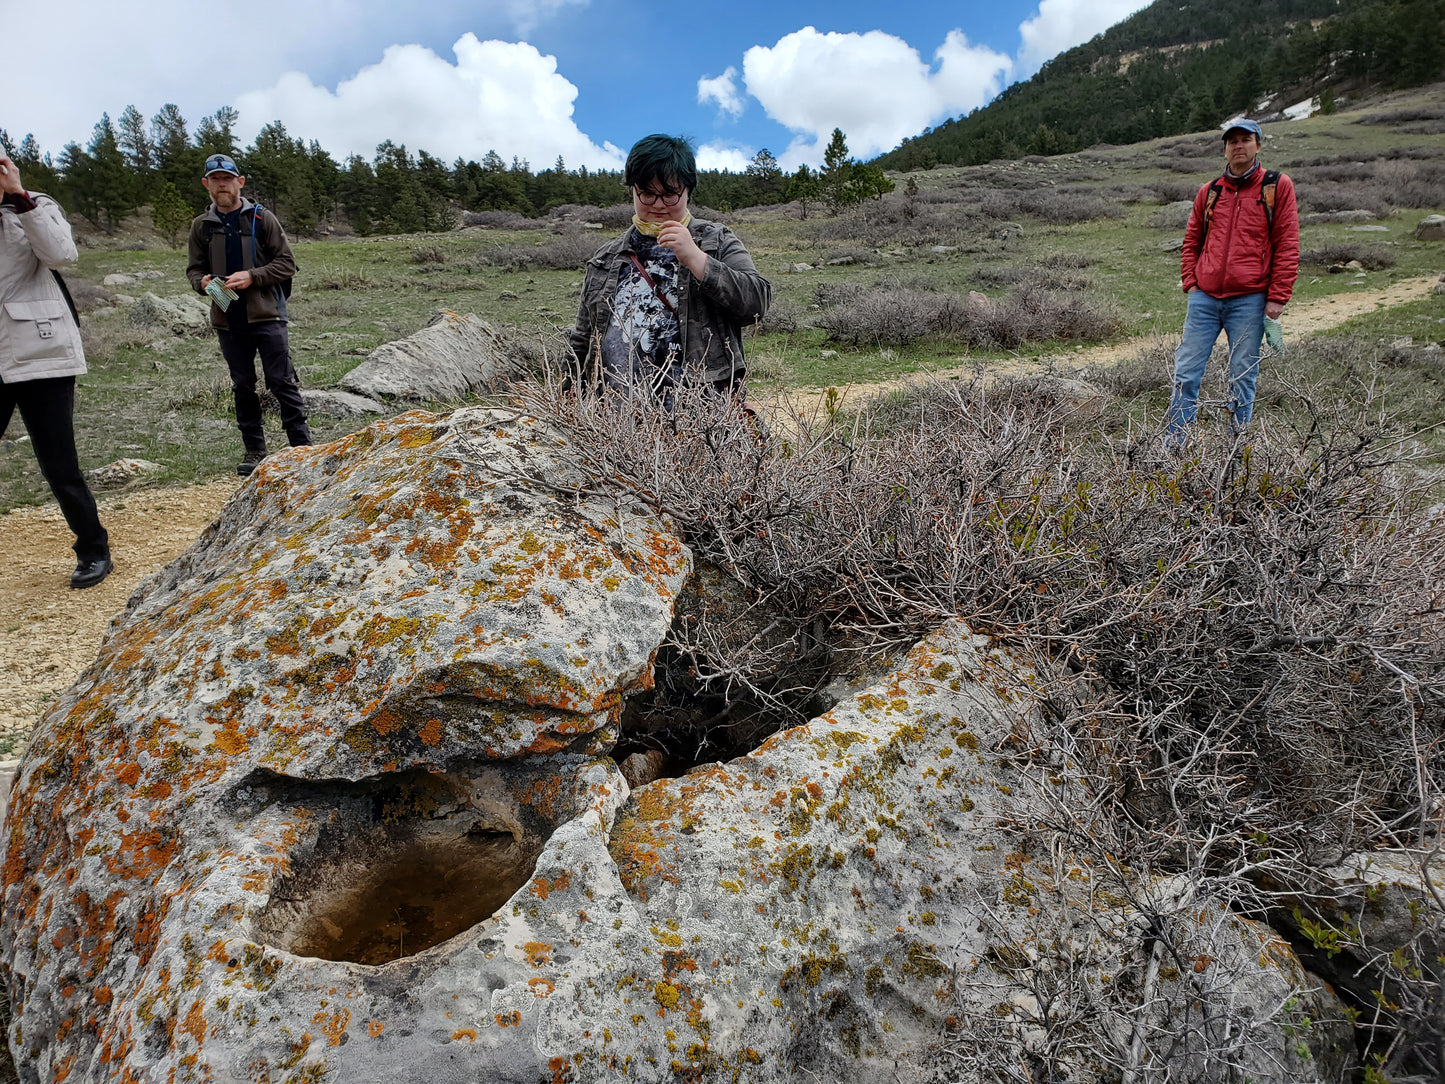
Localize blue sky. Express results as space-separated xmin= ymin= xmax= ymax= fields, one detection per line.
xmin=10 ymin=0 xmax=1151 ymax=172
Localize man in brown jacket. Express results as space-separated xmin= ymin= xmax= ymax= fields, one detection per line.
xmin=186 ymin=153 xmax=310 ymax=475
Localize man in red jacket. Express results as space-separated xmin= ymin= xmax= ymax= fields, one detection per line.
xmin=1166 ymin=119 xmax=1299 ymax=446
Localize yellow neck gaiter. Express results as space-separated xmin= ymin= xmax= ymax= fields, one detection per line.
xmin=632 ymin=212 xmax=691 ymax=237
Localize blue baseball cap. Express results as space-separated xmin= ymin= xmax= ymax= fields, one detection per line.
xmin=203 ymin=153 xmax=241 ymax=177
xmin=1221 ymin=119 xmax=1263 ymax=140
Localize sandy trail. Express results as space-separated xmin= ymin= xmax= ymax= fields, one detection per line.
xmin=0 ymin=274 xmax=1436 ymax=746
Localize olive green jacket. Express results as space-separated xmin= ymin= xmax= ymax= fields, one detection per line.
xmin=186 ymin=199 xmax=296 ymax=330
xmin=569 ymin=219 xmax=771 ymax=392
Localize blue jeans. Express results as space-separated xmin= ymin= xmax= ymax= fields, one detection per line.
xmin=1165 ymin=290 xmax=1266 ymax=444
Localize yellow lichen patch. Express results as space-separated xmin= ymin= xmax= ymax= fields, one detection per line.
xmin=523 ymin=941 xmax=553 ymax=968
xmin=529 ymin=977 xmax=555 ymax=998
xmin=451 ymin=1028 xmax=477 ymax=1043
xmin=653 ymin=982 xmax=681 ymax=1010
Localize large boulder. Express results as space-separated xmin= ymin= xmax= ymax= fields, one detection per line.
xmin=340 ymin=311 xmax=515 ymax=401
xmin=3 ymin=561 xmax=1353 ymax=1084
xmin=0 ymin=407 xmax=692 ymax=1083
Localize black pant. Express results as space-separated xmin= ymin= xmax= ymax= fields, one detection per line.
xmin=0 ymin=374 xmax=109 ymax=563
xmin=217 ymin=321 xmax=311 ymax=451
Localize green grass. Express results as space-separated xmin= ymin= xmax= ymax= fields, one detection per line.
xmin=3 ymin=84 xmax=1443 ymax=511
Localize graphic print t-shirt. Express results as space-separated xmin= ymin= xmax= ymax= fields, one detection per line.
xmin=599 ymin=229 xmax=682 ymax=398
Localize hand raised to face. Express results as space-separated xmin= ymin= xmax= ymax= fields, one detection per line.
xmin=0 ymin=156 xmax=25 ymax=196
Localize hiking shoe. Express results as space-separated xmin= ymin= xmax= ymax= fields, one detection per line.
xmin=237 ymin=448 xmax=268 ymax=476
xmin=71 ymin=557 xmax=114 ymax=590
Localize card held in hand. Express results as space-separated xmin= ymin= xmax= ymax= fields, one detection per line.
xmin=205 ymin=277 xmax=239 ymax=311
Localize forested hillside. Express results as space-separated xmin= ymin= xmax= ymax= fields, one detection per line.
xmin=0 ymin=111 xmax=790 ymax=240
xmin=875 ymin=0 xmax=1445 ymax=168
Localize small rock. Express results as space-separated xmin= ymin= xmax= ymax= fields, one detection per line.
xmin=582 ymin=222 xmax=604 ymax=230
xmin=791 ymin=263 xmax=813 ymax=272
xmin=1415 ymin=214 xmax=1445 ymax=241
xmin=992 ymin=222 xmax=1024 ymax=240
xmin=137 ymin=270 xmax=166 ymax=280
xmin=111 ymin=293 xmax=138 ymax=307
xmin=498 ymin=291 xmax=519 ymax=301
xmin=825 ymin=256 xmax=856 ymax=266
xmin=819 ymin=349 xmax=838 ymax=359
xmin=930 ymin=245 xmax=957 ymax=254
xmin=1348 ymin=224 xmax=1390 ymax=233
xmin=1159 ymin=237 xmax=1185 ymax=252
xmin=102 ymin=273 xmax=138 ymax=286
xmin=86 ymin=458 xmax=162 ymax=489
xmin=1344 ymin=259 xmax=1364 ymax=271
xmin=618 ymin=750 xmax=669 ymax=789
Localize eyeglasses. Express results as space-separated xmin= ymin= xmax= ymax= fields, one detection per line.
xmin=633 ymin=187 xmax=685 ymax=207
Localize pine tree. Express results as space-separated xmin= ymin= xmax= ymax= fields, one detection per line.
xmin=151 ymin=182 xmax=193 ymax=247
xmin=820 ymin=129 xmax=853 ymax=214
xmin=784 ymin=165 xmax=820 ymax=220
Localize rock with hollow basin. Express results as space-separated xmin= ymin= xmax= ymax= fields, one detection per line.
xmin=0 ymin=406 xmax=690 ymax=1083
xmin=1 ymin=409 xmax=1351 ymax=1083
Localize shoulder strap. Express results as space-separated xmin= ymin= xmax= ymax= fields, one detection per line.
xmin=50 ymin=270 xmax=79 ymax=327
xmin=1198 ymin=179 xmax=1226 ymax=251
xmin=1260 ymin=170 xmax=1280 ymax=232
xmin=627 ymin=252 xmax=676 ymax=314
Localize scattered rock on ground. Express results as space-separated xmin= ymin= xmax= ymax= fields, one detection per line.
xmin=339 ymin=311 xmax=515 ymax=401
xmin=84 ymin=458 xmax=162 ymax=489
xmin=1159 ymin=236 xmax=1186 ymax=251
xmin=1302 ymin=210 xmax=1379 ymax=224
xmin=1349 ymin=224 xmax=1391 ymax=233
xmin=1415 ymin=213 xmax=1445 ymax=240
xmin=126 ymin=291 xmax=210 ymax=334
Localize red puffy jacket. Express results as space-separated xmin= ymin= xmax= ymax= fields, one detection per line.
xmin=1180 ymin=164 xmax=1299 ymax=306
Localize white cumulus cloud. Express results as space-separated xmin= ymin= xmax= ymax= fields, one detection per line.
xmin=234 ymin=34 xmax=623 ymax=170
xmin=741 ymin=27 xmax=1011 ymax=167
xmin=696 ymin=143 xmax=754 ymax=172
xmin=698 ymin=67 xmax=745 ymax=119
xmin=1017 ymin=0 xmax=1153 ymax=73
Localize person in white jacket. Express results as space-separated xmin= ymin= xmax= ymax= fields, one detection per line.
xmin=0 ymin=152 xmax=110 ymax=588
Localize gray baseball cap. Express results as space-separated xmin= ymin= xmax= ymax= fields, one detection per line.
xmin=203 ymin=153 xmax=241 ymax=177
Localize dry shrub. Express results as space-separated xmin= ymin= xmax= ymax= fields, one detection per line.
xmin=1147 ymin=201 xmax=1195 ymax=229
xmin=475 ymin=232 xmax=600 ymax=272
xmin=78 ymin=319 xmax=153 ymax=362
xmin=816 ymin=282 xmax=1122 ymax=349
xmin=750 ymin=296 xmax=803 ymax=335
xmin=546 ymin=203 xmax=633 ymax=229
xmin=163 ymin=372 xmax=232 ymax=412
xmin=978 ymin=186 xmax=1126 ymax=224
xmin=1151 ymin=181 xmax=1200 ymax=203
xmin=515 ymin=372 xmax=1444 ymax=1075
xmin=1164 ymin=138 xmax=1217 ymax=158
xmin=461 ymin=210 xmax=543 ymax=230
xmin=1300 ymin=244 xmax=1397 ymax=270
xmin=1296 ymin=180 xmax=1395 ymax=217
xmin=972 ymin=264 xmax=1090 ymax=291
xmin=411 ymin=245 xmax=446 ymax=265
xmin=1082 ymin=335 xmax=1176 ymax=398
xmin=1357 ymin=108 xmax=1445 ymax=125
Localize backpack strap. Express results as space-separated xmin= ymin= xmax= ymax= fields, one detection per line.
xmin=1197 ymin=179 xmax=1225 ymax=251
xmin=1260 ymin=169 xmax=1280 ymax=232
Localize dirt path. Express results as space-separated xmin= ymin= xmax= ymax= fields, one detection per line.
xmin=0 ymin=480 xmax=239 ymax=744
xmin=774 ymin=274 xmax=1441 ymax=418
xmin=0 ymin=274 xmax=1436 ymax=748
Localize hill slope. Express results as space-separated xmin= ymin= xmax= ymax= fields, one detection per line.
xmin=875 ymin=0 xmax=1445 ymax=168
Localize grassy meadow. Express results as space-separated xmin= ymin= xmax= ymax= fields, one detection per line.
xmin=2 ymin=83 xmax=1443 ymax=511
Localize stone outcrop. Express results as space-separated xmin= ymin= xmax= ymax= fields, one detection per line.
xmin=126 ymin=291 xmax=211 ymax=334
xmin=1 ymin=408 xmax=1355 ymax=1083
xmin=340 ymin=311 xmax=514 ymax=401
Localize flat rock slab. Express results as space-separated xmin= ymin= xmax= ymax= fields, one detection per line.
xmin=340 ymin=311 xmax=513 ymax=401
xmin=300 ymin=388 xmax=389 ymax=417
xmin=1 ymin=407 xmax=692 ymax=1083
